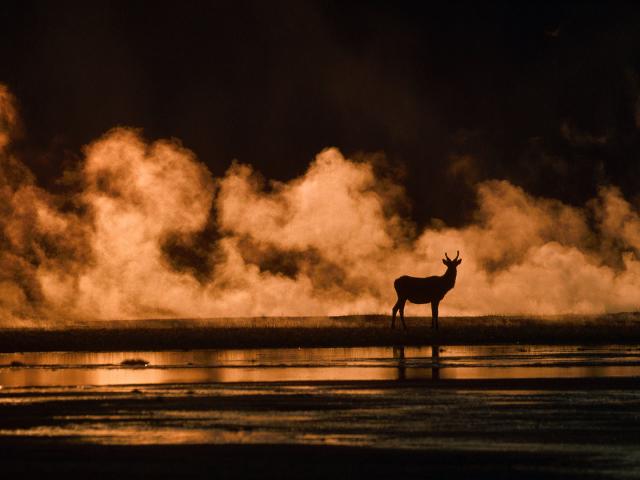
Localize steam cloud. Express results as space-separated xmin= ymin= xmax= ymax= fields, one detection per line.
xmin=0 ymin=85 xmax=639 ymax=323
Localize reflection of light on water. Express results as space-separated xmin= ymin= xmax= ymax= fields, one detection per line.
xmin=0 ymin=366 xmax=398 ymax=387
xmin=0 ymin=426 xmax=287 ymax=445
xmin=406 ymin=365 xmax=640 ymax=380
xmin=214 ymin=367 xmax=398 ymax=383
xmin=0 ymin=345 xmax=639 ymax=387
xmin=0 ymin=377 xmax=639 ymax=475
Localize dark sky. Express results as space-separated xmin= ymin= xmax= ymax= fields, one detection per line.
xmin=2 ymin=1 xmax=640 ymax=226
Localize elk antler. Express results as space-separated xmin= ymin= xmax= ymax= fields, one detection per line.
xmin=445 ymin=252 xmax=451 ymax=261
xmin=454 ymin=250 xmax=459 ymax=260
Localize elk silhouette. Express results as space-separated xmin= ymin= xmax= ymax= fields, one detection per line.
xmin=391 ymin=251 xmax=461 ymax=330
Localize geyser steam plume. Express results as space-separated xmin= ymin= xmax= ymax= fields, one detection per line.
xmin=0 ymin=85 xmax=639 ymax=323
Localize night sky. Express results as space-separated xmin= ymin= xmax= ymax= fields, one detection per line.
xmin=2 ymin=1 xmax=640 ymax=226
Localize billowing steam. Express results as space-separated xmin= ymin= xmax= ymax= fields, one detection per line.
xmin=0 ymin=85 xmax=639 ymax=323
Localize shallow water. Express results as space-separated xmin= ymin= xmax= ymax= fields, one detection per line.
xmin=0 ymin=344 xmax=639 ymax=478
xmin=0 ymin=344 xmax=639 ymax=387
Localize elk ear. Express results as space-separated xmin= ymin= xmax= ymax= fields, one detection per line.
xmin=442 ymin=259 xmax=448 ymax=266
xmin=456 ymin=258 xmax=462 ymax=265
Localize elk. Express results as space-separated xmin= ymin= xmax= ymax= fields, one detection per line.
xmin=391 ymin=251 xmax=461 ymax=330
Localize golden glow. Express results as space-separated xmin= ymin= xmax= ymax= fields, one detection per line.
xmin=0 ymin=345 xmax=638 ymax=387
xmin=1 ymin=84 xmax=640 ymax=322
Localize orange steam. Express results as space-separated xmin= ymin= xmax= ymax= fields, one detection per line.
xmin=0 ymin=85 xmax=639 ymax=323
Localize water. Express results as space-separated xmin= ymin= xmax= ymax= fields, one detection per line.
xmin=0 ymin=344 xmax=640 ymax=387
xmin=0 ymin=344 xmax=639 ymax=478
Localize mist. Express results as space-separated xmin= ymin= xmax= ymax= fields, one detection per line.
xmin=0 ymin=85 xmax=639 ymax=323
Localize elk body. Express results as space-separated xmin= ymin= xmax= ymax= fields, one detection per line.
xmin=391 ymin=251 xmax=461 ymax=330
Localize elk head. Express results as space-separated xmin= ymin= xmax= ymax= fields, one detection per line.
xmin=442 ymin=250 xmax=462 ymax=268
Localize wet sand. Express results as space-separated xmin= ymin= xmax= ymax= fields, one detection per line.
xmin=1 ymin=313 xmax=640 ymax=352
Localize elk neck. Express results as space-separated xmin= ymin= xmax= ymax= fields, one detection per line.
xmin=441 ymin=266 xmax=457 ymax=289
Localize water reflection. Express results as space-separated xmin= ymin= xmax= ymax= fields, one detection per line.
xmin=432 ymin=345 xmax=440 ymax=381
xmin=0 ymin=345 xmax=639 ymax=387
xmin=392 ymin=346 xmax=405 ymax=380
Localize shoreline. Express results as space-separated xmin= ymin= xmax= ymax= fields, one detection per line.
xmin=0 ymin=313 xmax=639 ymax=352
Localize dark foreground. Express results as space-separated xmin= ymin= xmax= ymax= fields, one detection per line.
xmin=0 ymin=438 xmax=618 ymax=479
xmin=1 ymin=345 xmax=639 ymax=479
xmin=2 ymin=313 xmax=640 ymax=352
xmin=2 ymin=378 xmax=639 ymax=479
xmin=1 ymin=329 xmax=639 ymax=479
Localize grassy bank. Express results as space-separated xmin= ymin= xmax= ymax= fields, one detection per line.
xmin=0 ymin=313 xmax=639 ymax=352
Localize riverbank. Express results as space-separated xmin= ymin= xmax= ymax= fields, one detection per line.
xmin=0 ymin=313 xmax=639 ymax=352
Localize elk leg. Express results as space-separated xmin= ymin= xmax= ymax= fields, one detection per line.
xmin=431 ymin=301 xmax=439 ymax=330
xmin=391 ymin=301 xmax=400 ymax=329
xmin=399 ymin=299 xmax=407 ymax=330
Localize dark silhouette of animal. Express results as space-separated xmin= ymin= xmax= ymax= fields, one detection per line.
xmin=391 ymin=251 xmax=461 ymax=330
